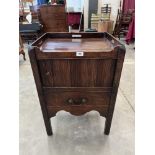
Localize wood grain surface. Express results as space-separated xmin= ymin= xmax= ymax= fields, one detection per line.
xmin=29 ymin=32 xmax=126 ymax=135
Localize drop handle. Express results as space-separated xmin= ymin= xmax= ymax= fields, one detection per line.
xmin=74 ymin=98 xmax=88 ymax=105
xmin=81 ymin=98 xmax=88 ymax=104
xmin=66 ymin=98 xmax=88 ymax=105
xmin=67 ymin=98 xmax=74 ymax=104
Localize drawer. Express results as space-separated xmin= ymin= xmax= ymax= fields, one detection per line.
xmin=44 ymin=91 xmax=111 ymax=107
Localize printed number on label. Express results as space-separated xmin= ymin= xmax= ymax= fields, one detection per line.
xmin=76 ymin=51 xmax=84 ymax=56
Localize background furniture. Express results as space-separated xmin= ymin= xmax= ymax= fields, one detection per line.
xmin=90 ymin=3 xmax=113 ymax=33
xmin=29 ymin=5 xmax=41 ymax=22
xmin=19 ymin=33 xmax=26 ymax=60
xmin=98 ymin=20 xmax=114 ymax=34
xmin=19 ymin=22 xmax=42 ymax=44
xmin=67 ymin=12 xmax=81 ymax=29
xmin=91 ymin=15 xmax=114 ymax=34
xmin=113 ymin=9 xmax=132 ymax=39
xmin=39 ymin=5 xmax=68 ymax=32
xmin=113 ymin=0 xmax=135 ymax=40
xmin=29 ymin=32 xmax=126 ymax=136
xmin=125 ymin=13 xmax=135 ymax=44
xmin=19 ymin=0 xmax=34 ymax=22
xmin=101 ymin=4 xmax=111 ymax=20
xmin=98 ymin=21 xmax=108 ymax=32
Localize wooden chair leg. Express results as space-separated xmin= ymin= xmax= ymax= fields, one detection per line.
xmin=19 ymin=49 xmax=26 ymax=61
xmin=23 ymin=51 xmax=26 ymax=60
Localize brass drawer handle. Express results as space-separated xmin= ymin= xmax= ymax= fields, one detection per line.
xmin=67 ymin=98 xmax=74 ymax=104
xmin=81 ymin=98 xmax=88 ymax=104
xmin=66 ymin=98 xmax=88 ymax=105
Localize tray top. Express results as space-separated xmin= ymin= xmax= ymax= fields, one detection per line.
xmin=31 ymin=32 xmax=124 ymax=53
xmin=39 ymin=38 xmax=114 ymax=52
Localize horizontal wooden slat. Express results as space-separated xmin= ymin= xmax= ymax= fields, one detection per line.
xmin=36 ymin=51 xmax=117 ymax=59
xmin=47 ymin=105 xmax=108 ymax=117
xmin=43 ymin=87 xmax=112 ymax=92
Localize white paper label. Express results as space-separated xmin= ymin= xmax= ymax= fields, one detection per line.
xmin=72 ymin=35 xmax=82 ymax=38
xmin=76 ymin=51 xmax=84 ymax=56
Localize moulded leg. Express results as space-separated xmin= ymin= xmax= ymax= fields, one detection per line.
xmin=104 ymin=117 xmax=112 ymax=135
xmin=98 ymin=112 xmax=111 ymax=135
xmin=44 ymin=118 xmax=53 ymax=136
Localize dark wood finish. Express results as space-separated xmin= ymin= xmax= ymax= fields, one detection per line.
xmin=104 ymin=45 xmax=125 ymax=134
xmin=38 ymin=59 xmax=116 ymax=87
xmin=38 ymin=5 xmax=68 ymax=32
xmin=29 ymin=32 xmax=125 ymax=135
xmin=28 ymin=46 xmax=53 ymax=135
xmin=44 ymin=90 xmax=111 ymax=106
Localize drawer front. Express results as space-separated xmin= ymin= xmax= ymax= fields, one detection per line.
xmin=39 ymin=59 xmax=116 ymax=87
xmin=44 ymin=91 xmax=111 ymax=107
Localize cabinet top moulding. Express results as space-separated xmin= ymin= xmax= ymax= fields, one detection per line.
xmin=30 ymin=32 xmax=125 ymax=60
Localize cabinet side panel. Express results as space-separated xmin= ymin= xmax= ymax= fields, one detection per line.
xmin=96 ymin=59 xmax=116 ymax=87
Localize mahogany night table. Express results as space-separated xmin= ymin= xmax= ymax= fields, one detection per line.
xmin=29 ymin=32 xmax=126 ymax=135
